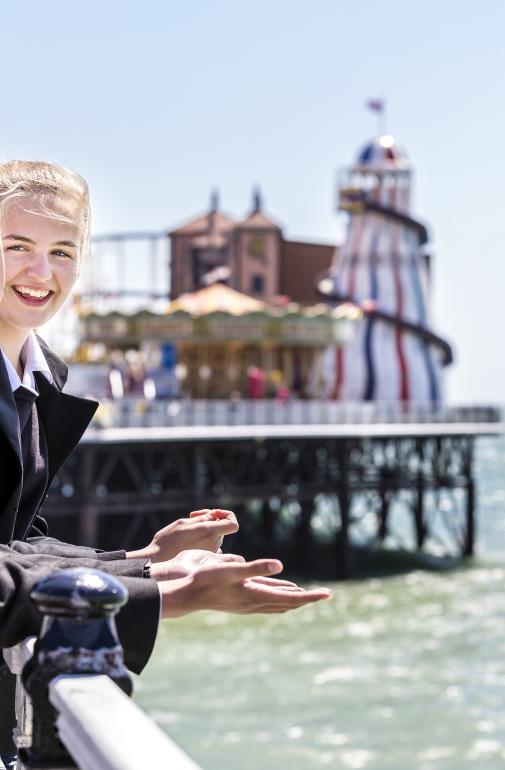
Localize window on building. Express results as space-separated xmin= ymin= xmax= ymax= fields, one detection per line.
xmin=251 ymin=274 xmax=264 ymax=294
xmin=249 ymin=236 xmax=265 ymax=261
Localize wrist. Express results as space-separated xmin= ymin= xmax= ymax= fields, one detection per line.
xmin=150 ymin=560 xmax=188 ymax=581
xmin=125 ymin=543 xmax=159 ymax=561
xmin=159 ymin=575 xmax=198 ymax=618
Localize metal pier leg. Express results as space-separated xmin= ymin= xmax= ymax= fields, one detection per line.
xmin=464 ymin=478 xmax=475 ymax=557
xmin=462 ymin=438 xmax=476 ymax=557
xmin=336 ymin=443 xmax=350 ymax=579
xmin=296 ymin=501 xmax=313 ymax=569
xmin=79 ymin=448 xmax=98 ymax=547
xmin=261 ymin=501 xmax=275 ymax=543
xmin=378 ymin=483 xmax=392 ymax=542
xmin=414 ymin=474 xmax=426 ymax=550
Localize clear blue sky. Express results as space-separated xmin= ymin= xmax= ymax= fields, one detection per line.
xmin=3 ymin=0 xmax=504 ymax=403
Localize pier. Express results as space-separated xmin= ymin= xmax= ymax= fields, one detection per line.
xmin=44 ymin=400 xmax=502 ymax=579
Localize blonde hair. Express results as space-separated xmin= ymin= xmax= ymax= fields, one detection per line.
xmin=0 ymin=160 xmax=90 ymax=258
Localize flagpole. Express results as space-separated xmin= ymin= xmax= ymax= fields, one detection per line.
xmin=380 ymin=99 xmax=386 ymax=136
xmin=366 ymin=98 xmax=386 ymax=136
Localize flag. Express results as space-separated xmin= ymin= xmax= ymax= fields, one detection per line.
xmin=366 ymin=99 xmax=384 ymax=113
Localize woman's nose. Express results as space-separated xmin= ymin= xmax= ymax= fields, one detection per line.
xmin=27 ymin=251 xmax=52 ymax=281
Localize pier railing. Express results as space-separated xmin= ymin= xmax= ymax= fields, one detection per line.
xmin=3 ymin=569 xmax=202 ymax=770
xmin=90 ymin=397 xmax=502 ymax=430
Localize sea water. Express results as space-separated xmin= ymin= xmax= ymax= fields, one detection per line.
xmin=134 ymin=436 xmax=505 ymax=769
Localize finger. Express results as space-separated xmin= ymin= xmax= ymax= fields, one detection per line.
xmin=188 ymin=509 xmax=236 ymax=521
xmin=268 ymin=588 xmax=333 ymax=605
xmin=252 ymin=591 xmax=332 ymax=612
xmin=192 ymin=519 xmax=238 ymax=537
xmin=208 ymin=519 xmax=239 ymax=535
xmin=214 ymin=558 xmax=284 ymax=581
xmin=188 ymin=510 xmax=212 ymax=520
xmin=243 ymin=581 xmax=306 ymax=594
xmin=249 ymin=583 xmax=304 ymax=592
xmin=247 ymin=594 xmax=331 ymax=614
xmin=247 ymin=577 xmax=300 ymax=588
xmin=210 ymin=509 xmax=236 ymax=520
xmin=188 ymin=513 xmax=239 ymax=533
xmin=213 ymin=511 xmax=238 ymax=527
xmin=217 ymin=553 xmax=246 ymax=563
xmin=245 ymin=583 xmax=332 ymax=602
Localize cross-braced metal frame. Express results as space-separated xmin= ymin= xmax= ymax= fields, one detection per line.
xmin=44 ymin=433 xmax=476 ymax=578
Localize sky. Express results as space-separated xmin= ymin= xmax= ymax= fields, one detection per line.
xmin=2 ymin=0 xmax=504 ymax=403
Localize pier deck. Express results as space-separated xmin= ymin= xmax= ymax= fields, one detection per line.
xmin=83 ymin=420 xmax=504 ymax=443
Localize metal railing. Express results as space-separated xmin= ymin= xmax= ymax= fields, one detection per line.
xmin=2 ymin=569 xmax=202 ymax=770
xmin=89 ymin=397 xmax=503 ymax=430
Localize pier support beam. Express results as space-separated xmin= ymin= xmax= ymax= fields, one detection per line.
xmin=295 ymin=502 xmax=313 ymax=569
xmin=79 ymin=449 xmax=98 ymax=548
xmin=414 ymin=474 xmax=426 ymax=550
xmin=464 ymin=479 xmax=475 ymax=557
xmin=336 ymin=443 xmax=351 ymax=579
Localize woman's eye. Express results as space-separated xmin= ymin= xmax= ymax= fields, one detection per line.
xmin=7 ymin=244 xmax=27 ymax=252
xmin=53 ymin=249 xmax=73 ymax=259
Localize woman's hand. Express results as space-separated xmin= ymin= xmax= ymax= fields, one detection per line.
xmin=126 ymin=509 xmax=239 ymax=563
xmin=157 ymin=559 xmax=332 ymax=618
xmin=150 ymin=549 xmax=245 ymax=580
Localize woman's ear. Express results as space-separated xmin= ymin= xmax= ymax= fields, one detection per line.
xmin=0 ymin=252 xmax=4 ymax=302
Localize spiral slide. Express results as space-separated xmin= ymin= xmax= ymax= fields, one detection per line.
xmin=318 ymin=135 xmax=453 ymax=406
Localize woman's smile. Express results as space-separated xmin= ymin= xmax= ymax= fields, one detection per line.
xmin=12 ymin=285 xmax=55 ymax=306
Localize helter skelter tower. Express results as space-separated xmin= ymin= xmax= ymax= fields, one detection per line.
xmin=318 ymin=134 xmax=452 ymax=406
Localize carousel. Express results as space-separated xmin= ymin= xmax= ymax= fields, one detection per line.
xmin=75 ymin=283 xmax=361 ymax=399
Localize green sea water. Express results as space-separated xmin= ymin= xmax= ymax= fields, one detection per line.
xmin=134 ymin=436 xmax=505 ymax=769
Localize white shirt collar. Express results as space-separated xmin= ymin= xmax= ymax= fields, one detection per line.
xmin=1 ymin=331 xmax=53 ymax=395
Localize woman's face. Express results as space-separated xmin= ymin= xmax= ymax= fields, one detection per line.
xmin=0 ymin=196 xmax=81 ymax=341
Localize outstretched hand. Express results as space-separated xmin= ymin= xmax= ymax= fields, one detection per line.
xmin=126 ymin=509 xmax=239 ymax=563
xmin=150 ymin=548 xmax=246 ymax=580
xmin=158 ymin=558 xmax=332 ymax=618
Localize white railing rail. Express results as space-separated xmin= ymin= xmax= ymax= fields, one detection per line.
xmin=50 ymin=675 xmax=201 ymax=770
xmin=3 ymin=639 xmax=203 ymax=770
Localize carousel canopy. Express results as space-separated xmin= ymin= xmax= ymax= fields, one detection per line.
xmin=79 ymin=284 xmax=361 ymax=349
xmin=167 ymin=283 xmax=269 ymax=316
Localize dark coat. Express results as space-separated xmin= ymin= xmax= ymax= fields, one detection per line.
xmin=0 ymin=339 xmax=159 ymax=673
xmin=0 ymin=337 xmax=98 ymax=543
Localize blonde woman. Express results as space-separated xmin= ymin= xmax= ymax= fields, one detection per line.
xmin=0 ymin=159 xmax=330 ymax=614
xmin=0 ymin=160 xmax=331 ymax=765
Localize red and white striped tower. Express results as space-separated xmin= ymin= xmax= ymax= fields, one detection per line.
xmin=318 ymin=134 xmax=452 ymax=405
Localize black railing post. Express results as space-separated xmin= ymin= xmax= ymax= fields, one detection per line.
xmin=19 ymin=567 xmax=132 ymax=769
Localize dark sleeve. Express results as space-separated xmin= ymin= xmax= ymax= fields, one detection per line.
xmin=0 ymin=547 xmax=159 ymax=674
xmin=9 ymin=537 xmax=127 ymax=562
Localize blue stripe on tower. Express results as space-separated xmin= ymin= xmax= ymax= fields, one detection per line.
xmin=363 ymin=224 xmax=380 ymax=401
xmin=409 ymin=255 xmax=439 ymax=405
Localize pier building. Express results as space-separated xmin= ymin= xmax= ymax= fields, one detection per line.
xmin=169 ymin=189 xmax=334 ymax=306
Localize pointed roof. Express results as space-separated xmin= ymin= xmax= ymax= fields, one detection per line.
xmin=166 ymin=283 xmax=270 ymax=316
xmin=237 ymin=210 xmax=282 ymax=231
xmin=170 ymin=209 xmax=237 ymax=236
xmin=170 ymin=192 xmax=237 ymax=236
xmin=236 ymin=187 xmax=282 ymax=231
